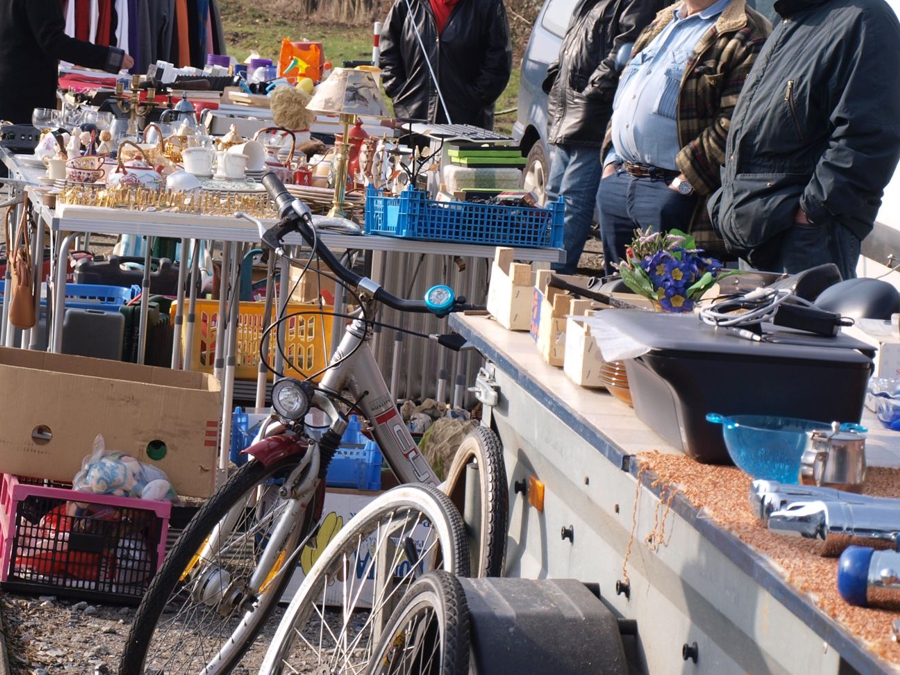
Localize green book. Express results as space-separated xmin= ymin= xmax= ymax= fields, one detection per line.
xmin=447 ymin=145 xmax=524 ymax=159
xmin=450 ymin=155 xmax=527 ymax=166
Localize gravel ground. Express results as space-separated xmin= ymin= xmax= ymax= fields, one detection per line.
xmin=0 ymin=235 xmax=605 ymax=675
xmin=0 ymin=592 xmax=292 ymax=674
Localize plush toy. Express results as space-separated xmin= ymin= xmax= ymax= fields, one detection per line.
xmin=269 ymin=85 xmax=316 ymax=132
xmin=72 ymin=435 xmax=177 ymax=501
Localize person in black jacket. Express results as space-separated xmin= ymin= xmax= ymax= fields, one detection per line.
xmin=709 ymin=0 xmax=900 ymax=279
xmin=543 ymin=0 xmax=660 ymax=274
xmin=0 ymin=0 xmax=134 ymax=125
xmin=378 ymin=0 xmax=512 ymax=131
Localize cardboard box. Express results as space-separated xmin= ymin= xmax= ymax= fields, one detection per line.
xmin=486 ymin=247 xmax=537 ymax=331
xmin=281 ymin=487 xmax=428 ymax=607
xmin=564 ymin=310 xmax=607 ymax=388
xmin=530 ymin=271 xmax=599 ymax=366
xmin=0 ymin=348 xmax=221 ymax=498
xmin=288 ymin=260 xmax=338 ymax=306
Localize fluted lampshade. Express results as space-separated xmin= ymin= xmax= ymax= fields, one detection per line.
xmin=305 ymin=67 xmax=390 ymax=118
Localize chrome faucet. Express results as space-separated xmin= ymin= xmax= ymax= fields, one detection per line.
xmin=767 ymin=500 xmax=900 ymax=556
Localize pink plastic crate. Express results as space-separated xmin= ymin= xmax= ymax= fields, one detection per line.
xmin=0 ymin=474 xmax=170 ymax=604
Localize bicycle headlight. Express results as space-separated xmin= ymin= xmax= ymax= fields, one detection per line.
xmin=271 ymin=378 xmax=313 ymax=421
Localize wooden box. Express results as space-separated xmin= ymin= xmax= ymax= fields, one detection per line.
xmin=486 ymin=247 xmax=536 ymax=331
xmin=564 ymin=310 xmax=606 ymax=387
xmin=530 ymin=271 xmax=599 ymax=366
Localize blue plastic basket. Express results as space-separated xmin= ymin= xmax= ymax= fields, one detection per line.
xmin=365 ymin=186 xmax=565 ymax=248
xmin=327 ymin=442 xmax=383 ymax=491
xmin=0 ymin=281 xmax=140 ymax=312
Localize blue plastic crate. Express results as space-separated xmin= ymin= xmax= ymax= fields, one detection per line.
xmin=327 ymin=442 xmax=383 ymax=491
xmin=0 ymin=281 xmax=140 ymax=312
xmin=365 ymin=186 xmax=565 ymax=249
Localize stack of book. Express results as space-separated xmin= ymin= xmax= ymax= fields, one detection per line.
xmin=442 ymin=143 xmax=527 ymax=193
xmin=446 ymin=144 xmax=528 ymax=168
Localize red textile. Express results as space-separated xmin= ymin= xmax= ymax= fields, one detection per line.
xmin=74 ymin=0 xmax=90 ymax=40
xmin=429 ymin=0 xmax=461 ymax=34
xmin=95 ymin=0 xmax=112 ymax=46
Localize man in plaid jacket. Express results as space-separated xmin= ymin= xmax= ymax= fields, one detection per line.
xmin=598 ymin=0 xmax=770 ymax=273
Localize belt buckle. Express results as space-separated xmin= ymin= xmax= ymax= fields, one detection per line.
xmin=624 ymin=162 xmax=646 ymax=178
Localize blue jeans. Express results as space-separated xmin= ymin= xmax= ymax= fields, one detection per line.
xmin=598 ymin=166 xmax=698 ymax=276
xmin=546 ymin=144 xmax=603 ymax=275
xmin=761 ymin=222 xmax=860 ymax=280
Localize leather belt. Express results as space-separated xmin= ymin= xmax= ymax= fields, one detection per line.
xmin=622 ymin=162 xmax=678 ymax=179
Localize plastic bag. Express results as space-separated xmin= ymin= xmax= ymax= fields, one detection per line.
xmin=72 ymin=435 xmax=177 ymax=501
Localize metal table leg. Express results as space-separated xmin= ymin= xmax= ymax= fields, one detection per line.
xmin=273 ymin=254 xmax=290 ymax=379
xmin=171 ymin=237 xmax=189 ymax=369
xmin=218 ymin=242 xmax=243 ymax=478
xmin=255 ymin=252 xmax=276 ymax=408
xmin=136 ymin=238 xmax=153 ymax=365
xmin=51 ymin=233 xmax=77 ymax=353
xmin=213 ymin=242 xmax=231 ymax=382
xmin=182 ymin=239 xmax=202 ymax=371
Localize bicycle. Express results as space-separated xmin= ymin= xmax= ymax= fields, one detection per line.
xmin=119 ymin=173 xmax=508 ymax=675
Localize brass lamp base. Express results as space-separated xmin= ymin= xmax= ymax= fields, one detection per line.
xmin=328 ymin=112 xmax=356 ymax=220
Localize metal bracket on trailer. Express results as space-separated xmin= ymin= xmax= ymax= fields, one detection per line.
xmin=469 ymin=365 xmax=500 ymax=408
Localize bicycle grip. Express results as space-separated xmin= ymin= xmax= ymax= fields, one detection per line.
xmin=262 ymin=172 xmax=295 ymax=219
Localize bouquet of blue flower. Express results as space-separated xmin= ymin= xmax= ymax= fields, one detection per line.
xmin=616 ymin=228 xmax=736 ymax=313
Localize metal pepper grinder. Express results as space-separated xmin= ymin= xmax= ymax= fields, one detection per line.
xmin=799 ymin=421 xmax=867 ymax=492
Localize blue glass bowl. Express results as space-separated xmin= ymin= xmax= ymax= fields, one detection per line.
xmin=706 ymin=413 xmax=834 ymax=483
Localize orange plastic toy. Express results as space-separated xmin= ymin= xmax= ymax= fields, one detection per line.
xmin=278 ymin=39 xmax=325 ymax=83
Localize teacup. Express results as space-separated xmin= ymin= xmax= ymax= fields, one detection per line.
xmin=229 ymin=141 xmax=265 ymax=172
xmin=166 ymin=169 xmax=202 ymax=193
xmin=182 ymin=146 xmax=215 ymax=176
xmin=47 ymin=157 xmax=67 ymax=181
xmin=223 ymin=152 xmax=248 ymax=180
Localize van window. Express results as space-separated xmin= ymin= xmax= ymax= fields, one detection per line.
xmin=541 ymin=0 xmax=580 ymax=38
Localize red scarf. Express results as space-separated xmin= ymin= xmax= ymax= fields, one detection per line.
xmin=430 ymin=0 xmax=461 ymax=34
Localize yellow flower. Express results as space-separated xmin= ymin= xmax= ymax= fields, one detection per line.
xmin=656 ymin=287 xmax=666 ymax=300
xmin=670 ymin=295 xmax=685 ymax=308
xmin=671 ymin=268 xmax=683 ymax=281
xmin=655 ymin=263 xmax=666 ymax=276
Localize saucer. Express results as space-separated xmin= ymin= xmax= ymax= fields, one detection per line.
xmin=38 ymin=176 xmax=56 ymax=185
xmin=200 ymin=178 xmax=265 ymax=193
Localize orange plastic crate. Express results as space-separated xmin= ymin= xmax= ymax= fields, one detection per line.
xmin=175 ymin=300 xmax=334 ymax=381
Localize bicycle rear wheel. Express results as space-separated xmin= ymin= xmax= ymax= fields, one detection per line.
xmin=120 ymin=455 xmax=311 ymax=675
xmin=368 ymin=570 xmax=471 ymax=675
xmin=259 ymin=483 xmax=470 ymax=674
xmin=442 ymin=426 xmax=508 ymax=577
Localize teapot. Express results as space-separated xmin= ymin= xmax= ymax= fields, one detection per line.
xmin=106 ymin=140 xmax=164 ymax=190
xmin=159 ymin=92 xmax=199 ymax=130
xmin=799 ymin=422 xmax=867 ymax=492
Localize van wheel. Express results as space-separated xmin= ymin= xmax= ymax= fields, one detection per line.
xmin=523 ymin=142 xmax=549 ymax=206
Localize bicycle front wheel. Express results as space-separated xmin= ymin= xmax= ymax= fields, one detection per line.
xmin=120 ymin=455 xmax=311 ymax=675
xmin=259 ymin=483 xmax=470 ymax=674
xmin=368 ymin=570 xmax=471 ymax=675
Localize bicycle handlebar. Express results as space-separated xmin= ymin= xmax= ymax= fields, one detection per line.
xmin=261 ymin=173 xmax=480 ymax=316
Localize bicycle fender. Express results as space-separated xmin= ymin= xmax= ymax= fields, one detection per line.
xmin=241 ymin=434 xmax=308 ymax=466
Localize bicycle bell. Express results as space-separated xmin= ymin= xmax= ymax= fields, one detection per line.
xmin=799 ymin=422 xmax=867 ymax=492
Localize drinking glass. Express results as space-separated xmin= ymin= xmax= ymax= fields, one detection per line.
xmin=32 ymin=108 xmax=59 ymax=133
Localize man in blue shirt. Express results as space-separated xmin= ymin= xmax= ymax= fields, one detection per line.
xmin=597 ymin=0 xmax=769 ymax=274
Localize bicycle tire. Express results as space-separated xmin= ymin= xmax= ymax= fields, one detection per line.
xmin=120 ymin=455 xmax=310 ymax=675
xmin=259 ymin=483 xmax=470 ymax=675
xmin=442 ymin=425 xmax=508 ymax=577
xmin=368 ymin=569 xmax=471 ymax=675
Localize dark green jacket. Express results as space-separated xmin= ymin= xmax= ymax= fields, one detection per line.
xmin=709 ymin=0 xmax=900 ymax=266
